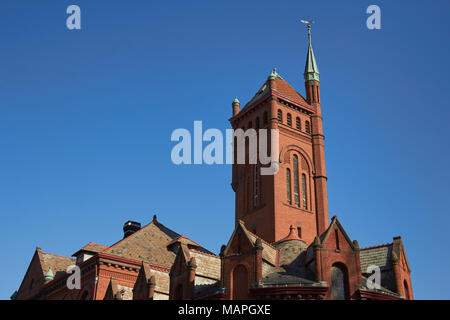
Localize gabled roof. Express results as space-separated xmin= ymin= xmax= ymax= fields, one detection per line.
xmin=223 ymin=220 xmax=278 ymax=266
xmin=166 ymin=235 xmax=202 ymax=249
xmin=72 ymin=242 xmax=109 ymax=256
xmin=235 ymin=69 xmax=313 ymax=118
xmin=102 ymin=219 xmax=180 ymax=268
xmin=319 ymin=216 xmax=356 ymax=250
xmin=102 ymin=218 xmax=213 ymax=269
xmin=15 ymin=247 xmax=76 ymax=299
xmin=38 ymin=250 xmax=75 ymax=278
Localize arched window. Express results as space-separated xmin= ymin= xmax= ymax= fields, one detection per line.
xmin=305 ymin=121 xmax=310 ymax=134
xmin=287 ymin=113 xmax=292 ymax=127
xmin=232 ymin=265 xmax=249 ymax=300
xmin=293 ymin=155 xmax=300 ymax=206
xmin=404 ymin=280 xmax=410 ymax=300
xmin=331 ymin=264 xmax=349 ymax=300
xmin=263 ymin=111 xmax=268 ymax=125
xmin=253 ymin=164 xmax=258 ymax=207
xmin=301 ymin=174 xmax=307 ymax=209
xmin=286 ymin=169 xmax=292 ymax=204
xmin=296 ymin=117 xmax=301 ymax=130
xmin=277 ymin=110 xmax=283 ymax=123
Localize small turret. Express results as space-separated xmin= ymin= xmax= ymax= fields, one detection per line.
xmin=232 ymin=97 xmax=240 ymax=116
xmin=44 ymin=268 xmax=54 ymax=282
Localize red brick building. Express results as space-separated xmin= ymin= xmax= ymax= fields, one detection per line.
xmin=13 ymin=28 xmax=413 ymax=301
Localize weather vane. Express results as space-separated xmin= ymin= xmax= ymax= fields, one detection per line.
xmin=301 ymin=19 xmax=314 ymax=40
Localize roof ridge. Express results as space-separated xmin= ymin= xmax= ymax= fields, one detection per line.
xmin=165 ymin=234 xmax=202 ymax=248
xmin=246 ymin=230 xmax=277 ymax=250
xmin=40 ymin=250 xmax=75 ymax=260
xmin=361 ymin=243 xmax=393 ymax=251
xmin=82 ymin=242 xmax=108 ymax=249
xmin=102 ymin=220 xmax=157 ymax=253
xmin=189 ymin=248 xmax=219 ymax=258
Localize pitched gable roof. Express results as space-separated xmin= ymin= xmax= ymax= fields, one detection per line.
xmin=224 ymin=220 xmax=278 ymax=266
xmin=72 ymin=242 xmax=108 ymax=256
xmin=38 ymin=250 xmax=75 ymax=278
xmin=102 ymin=220 xmax=180 ymax=268
xmin=16 ymin=247 xmax=75 ymax=300
xmin=319 ymin=216 xmax=355 ymax=250
xmin=102 ymin=218 xmax=214 ymax=270
xmin=235 ymin=70 xmax=314 ymax=119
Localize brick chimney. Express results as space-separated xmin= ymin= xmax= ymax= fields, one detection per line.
xmin=123 ymin=220 xmax=141 ymax=238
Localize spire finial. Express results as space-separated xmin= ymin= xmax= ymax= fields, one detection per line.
xmin=301 ymin=19 xmax=319 ymax=82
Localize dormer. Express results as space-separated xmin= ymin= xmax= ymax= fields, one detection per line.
xmin=72 ymin=242 xmax=108 ymax=265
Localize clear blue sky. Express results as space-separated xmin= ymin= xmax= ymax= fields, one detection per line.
xmin=1 ymin=0 xmax=449 ymax=300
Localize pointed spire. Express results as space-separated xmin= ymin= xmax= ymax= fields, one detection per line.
xmin=304 ymin=24 xmax=320 ymax=82
xmin=232 ymin=97 xmax=240 ymax=105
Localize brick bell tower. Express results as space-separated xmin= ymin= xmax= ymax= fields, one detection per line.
xmin=229 ymin=24 xmax=329 ymax=245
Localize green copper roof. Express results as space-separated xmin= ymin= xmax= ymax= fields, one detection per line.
xmin=44 ymin=268 xmax=54 ymax=281
xmin=304 ymin=28 xmax=320 ymax=82
xmin=232 ymin=97 xmax=240 ymax=105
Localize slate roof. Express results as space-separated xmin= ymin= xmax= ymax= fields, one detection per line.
xmin=38 ymin=250 xmax=75 ymax=278
xmin=361 ymin=276 xmax=399 ymax=297
xmin=360 ymin=244 xmax=393 ymax=273
xmin=261 ymin=266 xmax=317 ymax=287
xmin=262 ymin=239 xmax=317 ymax=287
xmin=193 ymin=282 xmax=224 ymax=299
xmin=72 ymin=242 xmax=108 ymax=256
xmin=102 ymin=220 xmax=180 ymax=268
xmin=102 ymin=219 xmax=213 ymax=269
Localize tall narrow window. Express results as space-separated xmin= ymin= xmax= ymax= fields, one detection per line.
xmin=301 ymin=174 xmax=307 ymax=209
xmin=293 ymin=155 xmax=300 ymax=206
xmin=253 ymin=164 xmax=258 ymax=207
xmin=305 ymin=121 xmax=310 ymax=133
xmin=335 ymin=229 xmax=340 ymax=250
xmin=256 ymin=117 xmax=260 ymax=129
xmin=287 ymin=113 xmax=292 ymax=127
xmin=296 ymin=117 xmax=301 ymax=130
xmin=263 ymin=111 xmax=268 ymax=125
xmin=286 ymin=169 xmax=292 ymax=204
xmin=297 ymin=227 xmax=302 ymax=238
xmin=277 ymin=110 xmax=283 ymax=123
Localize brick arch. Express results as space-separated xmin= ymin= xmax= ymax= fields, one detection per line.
xmin=279 ymin=144 xmax=315 ymax=175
